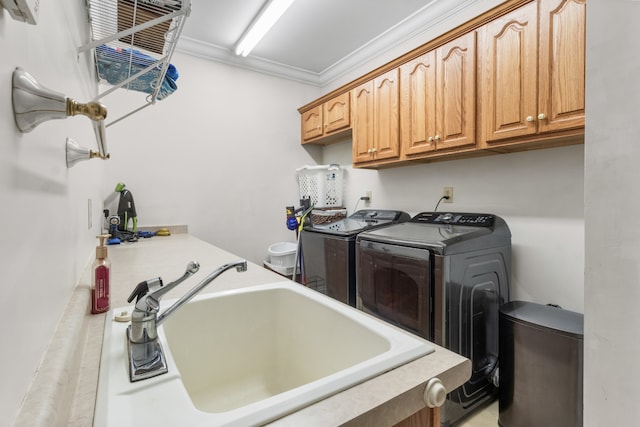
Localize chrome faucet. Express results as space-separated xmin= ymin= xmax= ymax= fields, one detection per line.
xmin=125 ymin=259 xmax=248 ymax=382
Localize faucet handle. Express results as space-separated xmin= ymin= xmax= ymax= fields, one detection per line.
xmin=127 ymin=277 xmax=163 ymax=304
xmin=127 ymin=262 xmax=200 ymax=306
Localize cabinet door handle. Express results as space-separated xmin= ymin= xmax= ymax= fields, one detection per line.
xmin=371 ymin=148 xmax=377 ymax=153
xmin=434 ymin=135 xmax=441 ymax=141
xmin=424 ymin=378 xmax=447 ymax=408
xmin=538 ymin=113 xmax=547 ymax=120
xmin=526 ymin=115 xmax=534 ymax=122
xmin=428 ymin=136 xmax=434 ymax=143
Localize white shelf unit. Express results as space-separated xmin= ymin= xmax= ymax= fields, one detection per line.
xmin=79 ymin=0 xmax=191 ymax=127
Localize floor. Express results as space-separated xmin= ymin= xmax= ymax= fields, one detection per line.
xmin=456 ymin=400 xmax=499 ymax=427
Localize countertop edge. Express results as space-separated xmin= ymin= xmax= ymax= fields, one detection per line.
xmin=13 ymin=284 xmax=96 ymax=427
xmin=268 ymin=347 xmax=470 ymax=426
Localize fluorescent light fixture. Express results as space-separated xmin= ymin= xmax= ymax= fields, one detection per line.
xmin=234 ymin=0 xmax=296 ymax=57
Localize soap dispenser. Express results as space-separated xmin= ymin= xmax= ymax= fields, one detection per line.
xmin=91 ymin=234 xmax=111 ymax=314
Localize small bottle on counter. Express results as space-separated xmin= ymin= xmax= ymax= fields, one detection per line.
xmin=91 ymin=234 xmax=111 ymax=314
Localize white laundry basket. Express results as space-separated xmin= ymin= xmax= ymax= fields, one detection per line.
xmin=296 ymin=164 xmax=343 ymax=208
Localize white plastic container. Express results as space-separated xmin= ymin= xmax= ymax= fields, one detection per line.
xmin=296 ymin=164 xmax=343 ymax=208
xmin=268 ymin=242 xmax=297 ymax=267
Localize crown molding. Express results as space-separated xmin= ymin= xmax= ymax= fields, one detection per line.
xmin=319 ymin=0 xmax=478 ymax=87
xmin=175 ymin=0 xmax=480 ymax=88
xmin=176 ymin=37 xmax=324 ymax=86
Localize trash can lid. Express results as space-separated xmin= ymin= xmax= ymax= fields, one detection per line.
xmin=500 ymin=301 xmax=584 ymax=337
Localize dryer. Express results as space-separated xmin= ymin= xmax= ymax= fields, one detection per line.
xmin=356 ymin=212 xmax=511 ymax=426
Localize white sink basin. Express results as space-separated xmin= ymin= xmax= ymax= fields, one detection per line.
xmin=95 ymin=281 xmax=434 ymax=427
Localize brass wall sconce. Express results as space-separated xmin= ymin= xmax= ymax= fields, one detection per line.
xmin=11 ymin=67 xmax=110 ymax=166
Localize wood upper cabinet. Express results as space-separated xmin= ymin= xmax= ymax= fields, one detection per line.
xmin=400 ymin=50 xmax=437 ymax=156
xmin=301 ymin=105 xmax=324 ymax=141
xmin=436 ymin=31 xmax=477 ymax=151
xmin=301 ymin=92 xmax=350 ymax=143
xmin=401 ymin=31 xmax=476 ymax=158
xmin=479 ymin=0 xmax=585 ymax=145
xmin=352 ymin=68 xmax=400 ymax=164
xmin=538 ymin=0 xmax=586 ymax=133
xmin=478 ymin=1 xmax=538 ymax=142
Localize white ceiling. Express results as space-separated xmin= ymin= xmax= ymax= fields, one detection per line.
xmin=176 ymin=0 xmax=479 ymax=86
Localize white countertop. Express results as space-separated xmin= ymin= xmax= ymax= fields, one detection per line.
xmin=14 ymin=233 xmax=470 ymax=427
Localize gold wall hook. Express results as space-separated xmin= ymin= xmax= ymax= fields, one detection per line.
xmin=66 ymin=138 xmax=101 ymax=168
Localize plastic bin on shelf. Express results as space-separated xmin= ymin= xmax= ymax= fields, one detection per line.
xmin=267 ymin=242 xmax=297 ymax=268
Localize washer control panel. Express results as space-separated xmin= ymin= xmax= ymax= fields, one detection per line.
xmin=351 ymin=210 xmax=410 ymax=222
xmin=411 ymin=212 xmax=495 ymax=227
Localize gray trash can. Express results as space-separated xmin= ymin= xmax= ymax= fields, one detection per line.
xmin=499 ymin=301 xmax=583 ymax=427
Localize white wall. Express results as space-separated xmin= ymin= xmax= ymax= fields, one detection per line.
xmin=584 ymin=1 xmax=640 ymax=424
xmin=0 ymin=3 xmax=104 ymax=425
xmin=102 ymin=52 xmax=322 ymax=264
xmin=324 ymin=142 xmax=585 ymax=312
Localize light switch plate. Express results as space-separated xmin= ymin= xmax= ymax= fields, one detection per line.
xmin=88 ymin=198 xmax=93 ymax=230
xmin=0 ymin=0 xmax=39 ymax=24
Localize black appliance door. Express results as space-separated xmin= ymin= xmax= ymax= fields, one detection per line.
xmin=356 ymin=240 xmax=431 ymax=339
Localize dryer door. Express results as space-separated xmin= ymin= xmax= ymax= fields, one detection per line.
xmin=356 ymin=240 xmax=432 ymax=340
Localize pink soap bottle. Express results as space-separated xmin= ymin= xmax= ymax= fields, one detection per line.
xmin=91 ymin=235 xmax=111 ymax=314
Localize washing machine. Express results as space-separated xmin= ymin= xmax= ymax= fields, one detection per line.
xmin=300 ymin=209 xmax=410 ymax=306
xmin=356 ymin=212 xmax=511 ymax=426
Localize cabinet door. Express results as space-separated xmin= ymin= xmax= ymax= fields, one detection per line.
xmin=479 ymin=2 xmax=538 ymax=143
xmin=324 ymin=92 xmax=351 ymax=134
xmin=393 ymin=407 xmax=440 ymax=427
xmin=352 ymin=81 xmax=375 ymax=163
xmin=400 ymin=51 xmax=437 ymax=156
xmin=436 ymin=31 xmax=477 ymax=150
xmin=373 ymin=68 xmax=401 ymax=161
xmin=537 ymin=0 xmax=586 ymax=133
xmin=301 ymin=105 xmax=323 ymax=141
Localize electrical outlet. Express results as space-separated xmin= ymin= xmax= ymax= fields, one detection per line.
xmin=363 ymin=190 xmax=372 ymax=203
xmin=442 ymin=187 xmax=453 ymax=203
